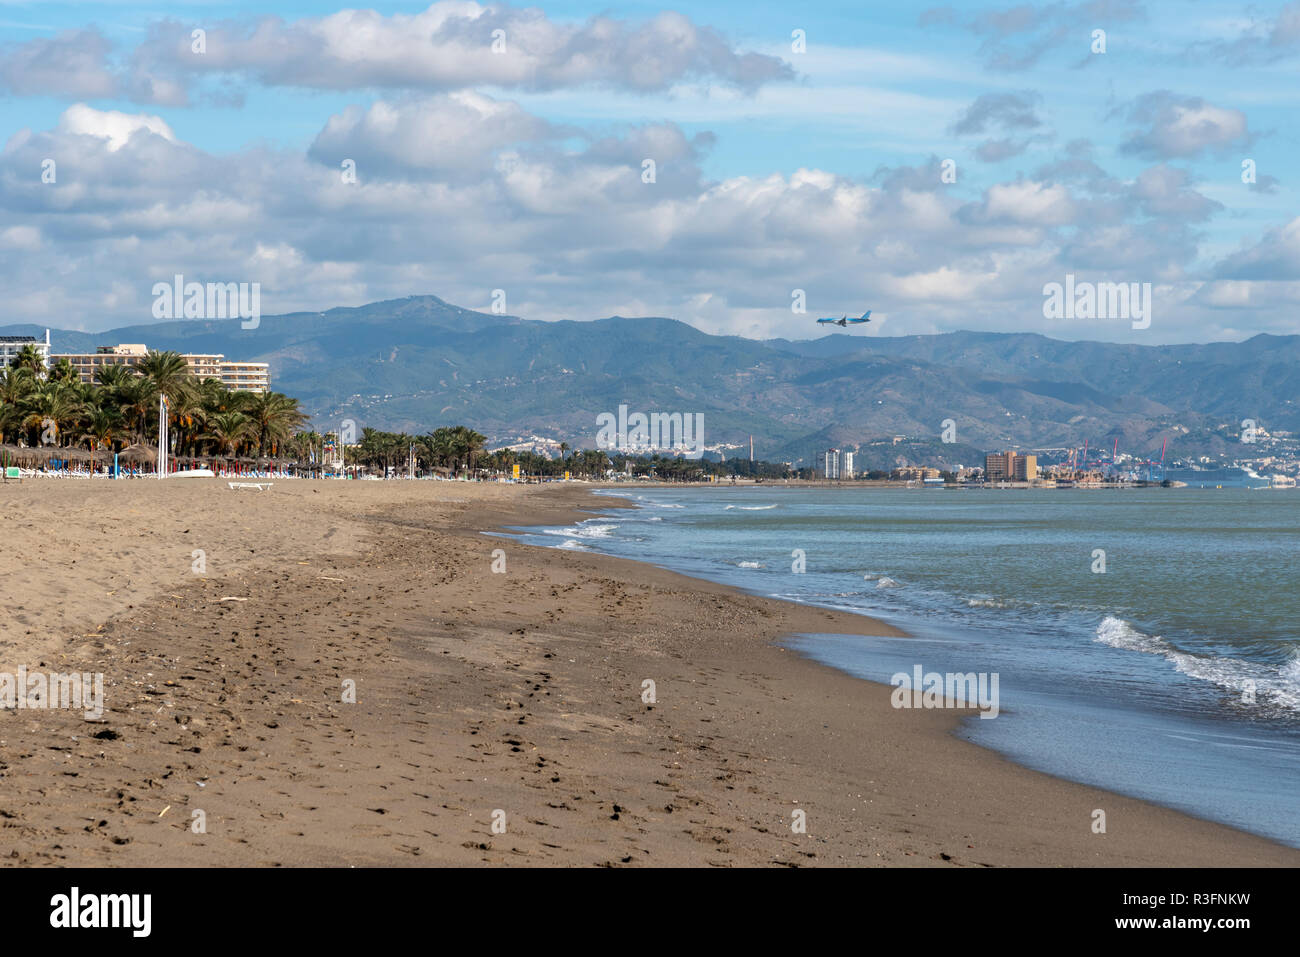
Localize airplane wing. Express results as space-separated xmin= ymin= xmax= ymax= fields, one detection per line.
xmin=815 ymin=317 xmax=839 ymax=324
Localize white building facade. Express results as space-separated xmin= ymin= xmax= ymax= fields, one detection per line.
xmin=823 ymin=448 xmax=855 ymax=479
xmin=0 ymin=330 xmax=51 ymax=370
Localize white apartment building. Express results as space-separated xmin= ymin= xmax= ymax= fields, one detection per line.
xmin=823 ymin=447 xmax=855 ymax=479
xmin=0 ymin=330 xmax=51 ymax=370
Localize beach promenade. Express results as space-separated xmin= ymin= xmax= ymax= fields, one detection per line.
xmin=0 ymin=479 xmax=1293 ymax=866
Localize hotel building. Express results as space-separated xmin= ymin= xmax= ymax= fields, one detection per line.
xmin=52 ymin=343 xmax=270 ymax=393
xmin=0 ymin=330 xmax=51 ymax=370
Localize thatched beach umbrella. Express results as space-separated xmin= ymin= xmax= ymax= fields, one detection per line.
xmin=119 ymin=443 xmax=158 ymax=464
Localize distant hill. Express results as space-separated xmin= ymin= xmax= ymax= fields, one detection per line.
xmin=6 ymin=295 xmax=1296 ymax=466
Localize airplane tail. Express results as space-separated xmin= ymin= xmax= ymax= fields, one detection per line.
xmin=860 ymin=310 xmax=871 ymax=321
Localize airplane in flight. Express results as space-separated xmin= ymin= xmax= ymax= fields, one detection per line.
xmin=816 ymin=310 xmax=871 ymax=327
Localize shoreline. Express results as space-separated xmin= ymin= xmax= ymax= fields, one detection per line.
xmin=516 ymin=485 xmax=1300 ymax=857
xmin=0 ymin=479 xmax=1294 ymax=866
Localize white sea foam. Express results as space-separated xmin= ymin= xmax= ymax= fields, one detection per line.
xmin=736 ymin=504 xmax=777 ymax=510
xmin=1094 ymin=616 xmax=1300 ymax=713
xmin=737 ymin=561 xmax=765 ymax=569
xmin=966 ymin=597 xmax=1012 ymax=609
xmin=543 ymin=523 xmax=618 ymax=539
xmin=1094 ymin=616 xmax=1168 ymax=655
xmin=875 ymin=577 xmax=902 ymax=589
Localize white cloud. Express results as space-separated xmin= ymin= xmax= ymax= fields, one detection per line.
xmin=1215 ymin=215 xmax=1300 ymax=280
xmin=1119 ymin=92 xmax=1251 ymax=159
xmin=968 ymin=180 xmax=1075 ymax=225
xmin=124 ymin=3 xmax=792 ymax=102
xmin=309 ymin=92 xmax=560 ymax=178
xmin=56 ymin=103 xmax=176 ymax=151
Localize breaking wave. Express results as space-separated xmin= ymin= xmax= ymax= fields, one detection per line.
xmin=1095 ymin=616 xmax=1300 ymax=714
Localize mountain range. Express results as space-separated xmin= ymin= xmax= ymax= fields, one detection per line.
xmin=5 ymin=295 xmax=1295 ymax=467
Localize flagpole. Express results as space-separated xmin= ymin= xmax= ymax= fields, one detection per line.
xmin=158 ymin=393 xmax=168 ymax=478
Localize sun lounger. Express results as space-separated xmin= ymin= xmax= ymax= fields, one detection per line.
xmin=228 ymin=481 xmax=273 ymax=491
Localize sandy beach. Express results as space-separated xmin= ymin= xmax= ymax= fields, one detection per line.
xmin=0 ymin=478 xmax=1293 ymax=867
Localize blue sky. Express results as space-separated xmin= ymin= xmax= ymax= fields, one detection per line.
xmin=2 ymin=1 xmax=1299 ymax=342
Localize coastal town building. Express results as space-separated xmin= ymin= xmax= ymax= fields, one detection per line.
xmin=216 ymin=359 xmax=272 ymax=393
xmin=893 ymin=466 xmax=941 ymax=480
xmin=52 ymin=343 xmax=270 ymax=393
xmin=985 ymin=451 xmax=1038 ymax=482
xmin=0 ymin=330 xmax=51 ymax=370
xmin=823 ymin=448 xmax=855 ymax=479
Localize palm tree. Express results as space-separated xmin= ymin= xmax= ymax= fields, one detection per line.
xmin=0 ymin=366 xmax=32 ymax=405
xmin=138 ymin=350 xmax=195 ymax=454
xmin=49 ymin=357 xmax=79 ymax=385
xmin=79 ymin=404 xmax=123 ymax=454
xmin=0 ymin=368 xmax=33 ymax=444
xmin=0 ymin=400 xmax=21 ymax=446
xmin=19 ymin=381 xmax=82 ymax=447
xmin=206 ymin=411 xmax=252 ymax=458
xmin=138 ymin=350 xmax=193 ymax=399
xmin=245 ymin=391 xmax=307 ymax=456
xmin=116 ymin=376 xmax=159 ymax=444
xmin=94 ymin=364 xmax=134 ymax=391
xmin=12 ymin=343 xmax=46 ymax=378
xmin=448 ymin=425 xmax=485 ymax=473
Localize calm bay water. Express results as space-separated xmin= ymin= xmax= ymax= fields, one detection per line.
xmin=510 ymin=485 xmax=1300 ymax=847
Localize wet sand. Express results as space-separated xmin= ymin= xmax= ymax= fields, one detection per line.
xmin=0 ymin=479 xmax=1294 ymax=866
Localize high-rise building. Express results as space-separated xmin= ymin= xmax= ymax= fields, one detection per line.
xmin=824 ymin=448 xmax=839 ymax=478
xmin=985 ymin=452 xmax=1014 ymax=482
xmin=986 ymin=451 xmax=1038 ymax=482
xmin=824 ymin=448 xmax=855 ymax=479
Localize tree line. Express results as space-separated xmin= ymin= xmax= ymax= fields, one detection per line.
xmin=344 ymin=426 xmax=808 ymax=480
